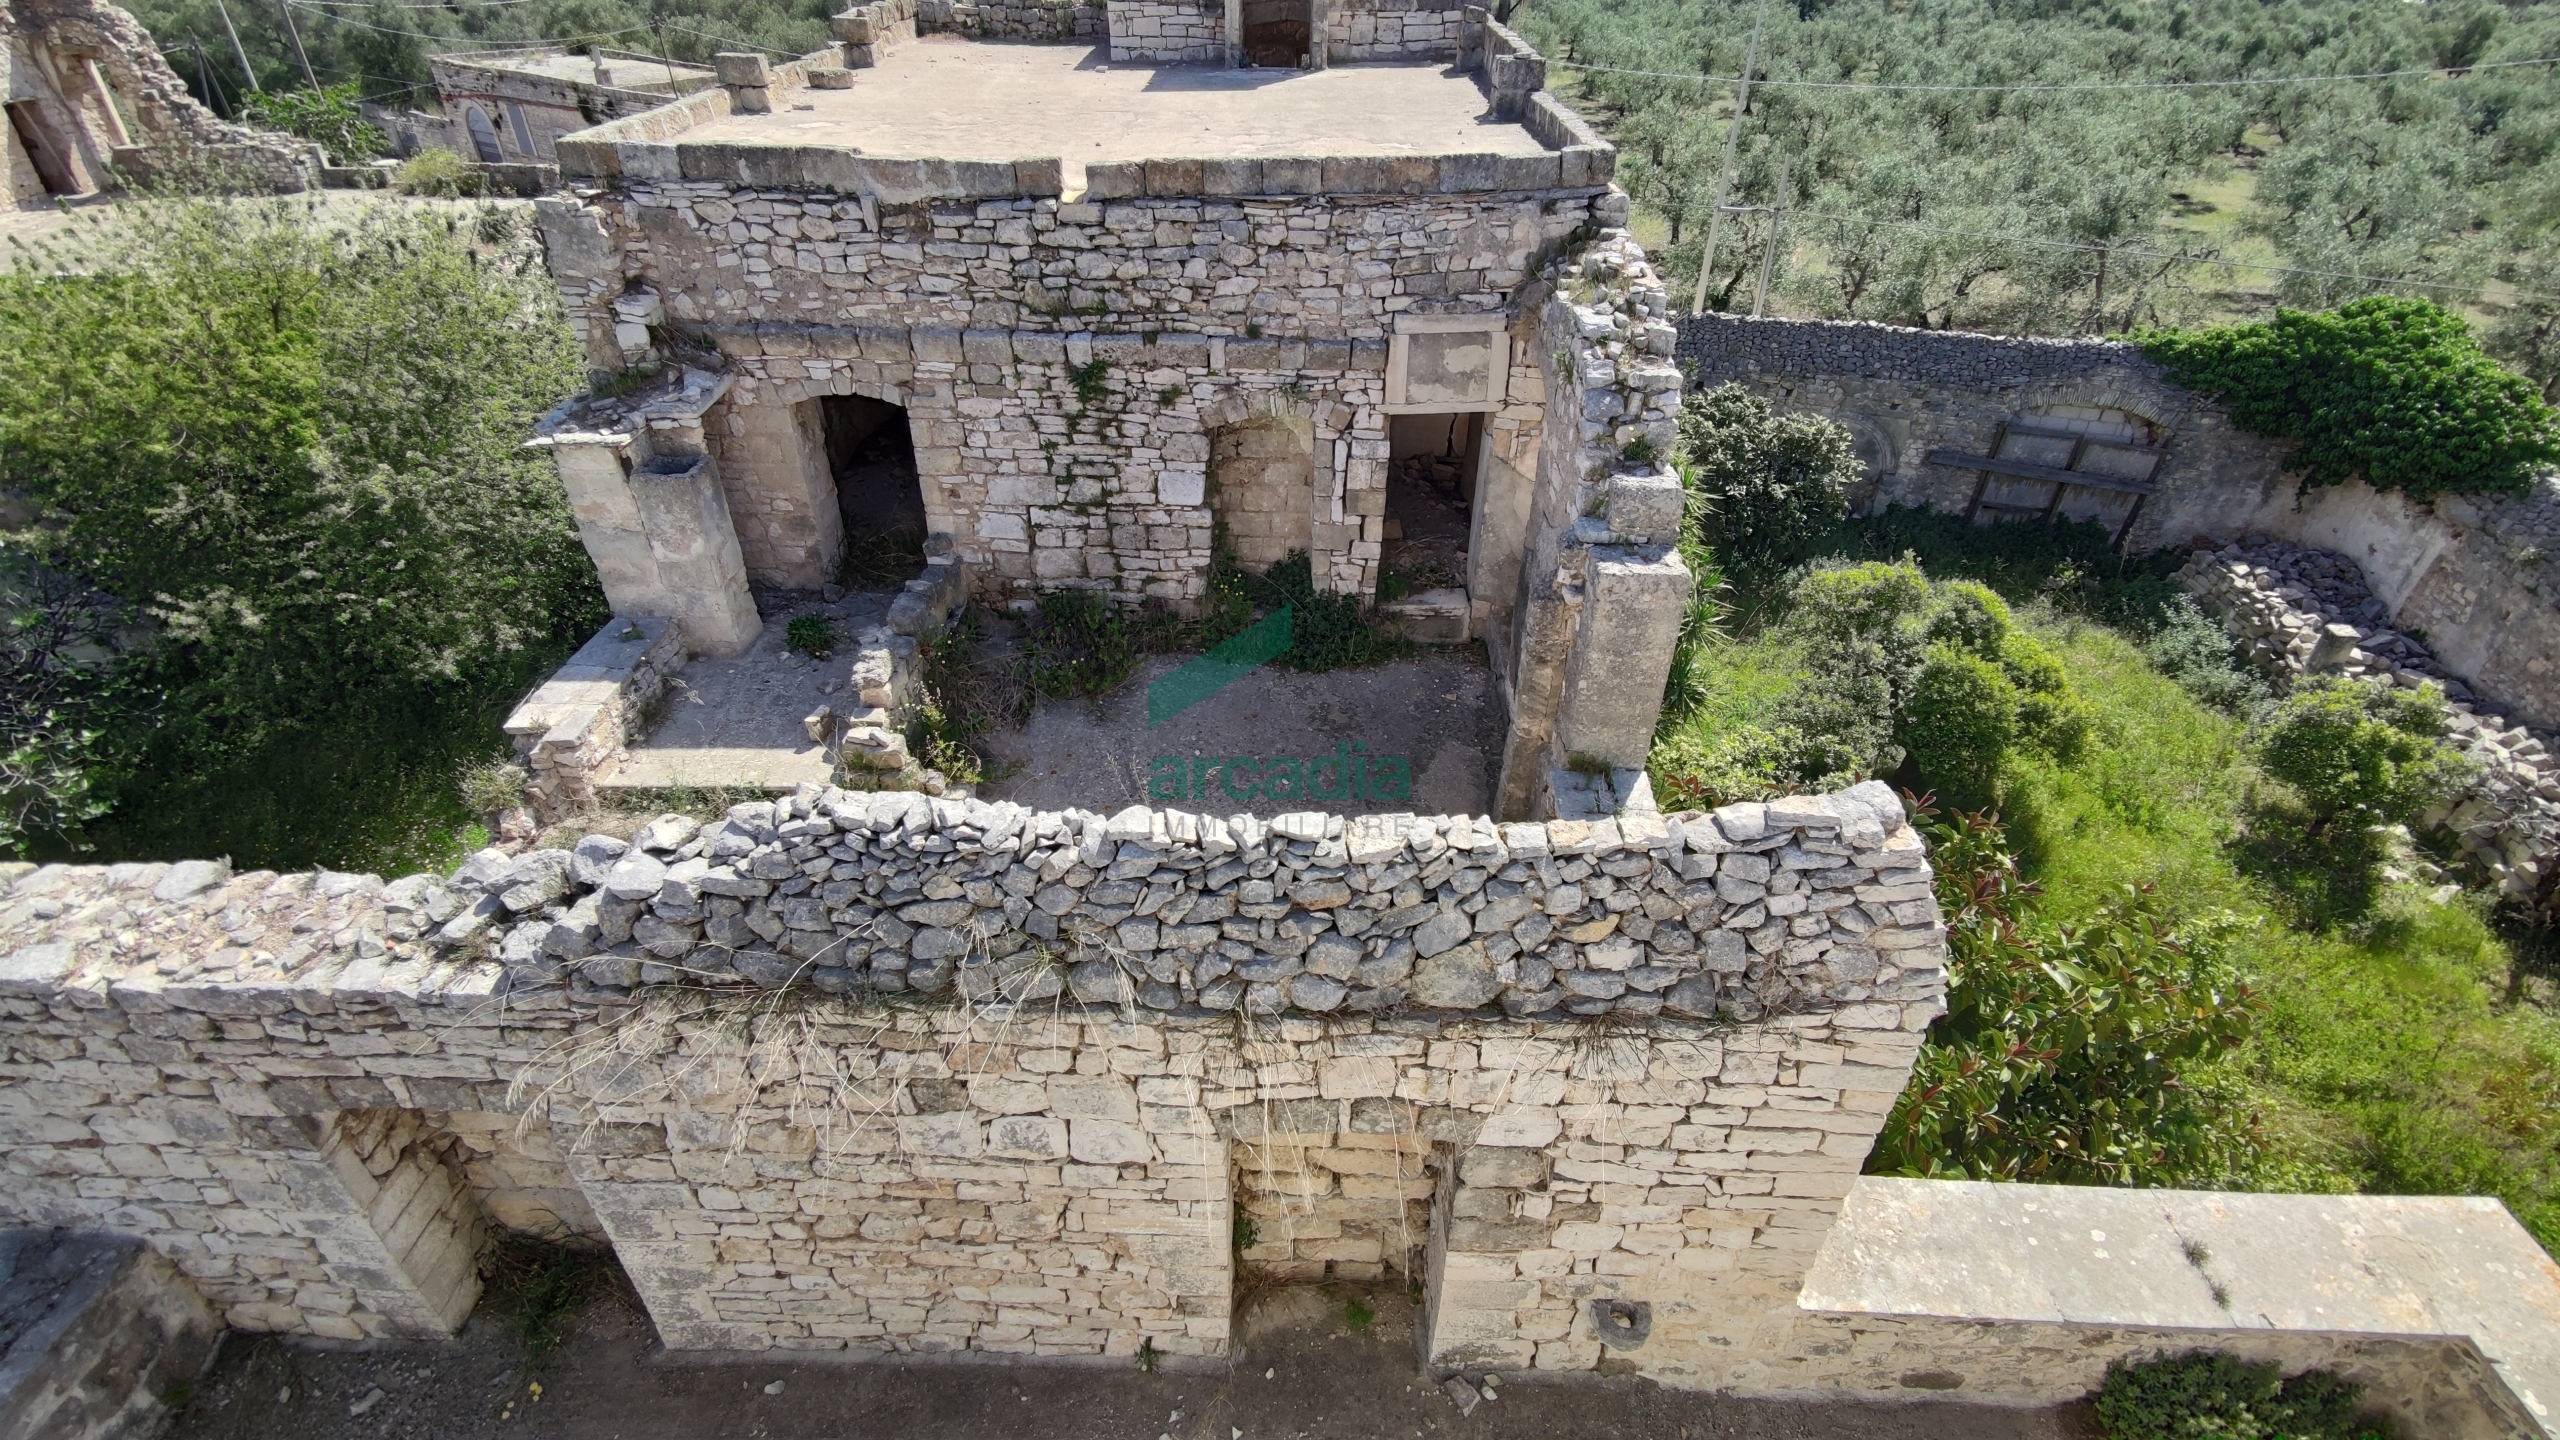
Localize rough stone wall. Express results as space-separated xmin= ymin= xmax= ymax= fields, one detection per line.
xmin=1109 ymin=0 xmax=1226 ymax=61
xmin=1325 ymin=0 xmax=1464 ymax=62
xmin=0 ymin=781 xmax=1944 ymax=1367
xmin=1493 ymin=225 xmax=1690 ymax=818
xmin=504 ymin=616 xmax=689 ymax=817
xmin=917 ymin=0 xmax=1107 ymax=41
xmin=543 ymin=181 xmax=1607 ymax=603
xmin=2 ymin=0 xmax=314 ymax=195
xmin=1673 ymin=313 xmax=2295 ymax=553
xmin=2178 ymin=541 xmax=2560 ymax=908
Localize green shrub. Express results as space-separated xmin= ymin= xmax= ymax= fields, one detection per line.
xmin=785 ymin=615 xmax=834 ymax=659
xmin=1899 ymin=646 xmax=2019 ymax=807
xmin=1924 ymin=579 xmax=2016 ymax=655
xmin=2095 ymin=1353 xmax=2389 ymax=1440
xmin=1251 ymin=552 xmax=1406 ymax=671
xmin=2147 ymin=596 xmax=2269 ymax=715
xmin=2142 ymin=297 xmax=2560 ymax=501
xmin=394 ymin=147 xmax=483 ymax=198
xmin=1650 ymin=723 xmax=1805 ymax=809
xmin=2254 ymin=679 xmax=2470 ymax=839
xmin=1022 ymin=590 xmax=1139 ymax=699
xmin=240 ymin=82 xmax=389 ymax=163
xmin=1825 ymin=504 xmax=2184 ymax=631
xmin=1870 ymin=807 xmax=2263 ymax=1188
xmin=0 ymin=196 xmax=594 ymax=860
xmin=1676 ymin=383 xmax=1860 ymax=601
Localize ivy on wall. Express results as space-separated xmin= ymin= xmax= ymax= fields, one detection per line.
xmin=2140 ymin=297 xmax=2560 ymax=502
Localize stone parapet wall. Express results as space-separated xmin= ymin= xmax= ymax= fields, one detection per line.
xmin=1494 ymin=225 xmax=1691 ymax=817
xmin=504 ymin=616 xmax=688 ymax=817
xmin=917 ymin=0 xmax=1106 ymax=41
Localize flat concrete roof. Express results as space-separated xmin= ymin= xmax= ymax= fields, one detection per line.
xmin=440 ymin=50 xmax=715 ymax=87
xmin=686 ymin=37 xmax=1546 ymax=162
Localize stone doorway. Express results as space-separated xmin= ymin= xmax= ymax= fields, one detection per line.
xmin=1241 ymin=0 xmax=1312 ymax=67
xmin=1209 ymin=412 xmax=1315 ymax=571
xmin=6 ymin=100 xmax=80 ymax=197
xmin=823 ymin=393 xmax=927 ymax=584
xmin=1378 ymin=411 xmax=1483 ymax=641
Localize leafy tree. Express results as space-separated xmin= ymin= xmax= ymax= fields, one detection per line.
xmin=239 ymin=81 xmax=388 ymax=162
xmin=0 ymin=197 xmax=597 ymax=853
xmin=1675 ymin=384 xmax=1861 ymax=598
xmin=2142 ymin=298 xmax=2560 ymax=500
xmin=1870 ymin=806 xmax=2263 ymax=1188
xmin=2254 ymin=678 xmax=2470 ymax=838
xmin=1898 ymin=645 xmax=2018 ymax=808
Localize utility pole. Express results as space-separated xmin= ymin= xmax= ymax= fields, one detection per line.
xmin=1690 ymin=0 xmax=1770 ymax=315
xmin=653 ymin=20 xmax=682 ymax=92
xmin=1752 ymin=150 xmax=1790 ymax=317
xmin=276 ymin=0 xmax=319 ymax=90
xmin=188 ymin=38 xmax=230 ymax=114
xmin=214 ymin=0 xmax=262 ymax=91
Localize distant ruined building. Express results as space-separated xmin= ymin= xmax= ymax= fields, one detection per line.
xmin=3 ymin=0 xmax=314 ymax=202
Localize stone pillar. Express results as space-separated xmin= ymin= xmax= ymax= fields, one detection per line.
xmin=550 ymin=433 xmax=760 ymax=657
xmin=1553 ymin=543 xmax=1690 ymax=769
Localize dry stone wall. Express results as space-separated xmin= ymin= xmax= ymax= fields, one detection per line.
xmin=0 ymin=783 xmax=1944 ymax=1369
xmin=1109 ymin=0 xmax=1225 ymax=61
xmin=1326 ymin=0 xmax=1464 ymax=62
xmin=2179 ymin=542 xmax=2560 ymax=908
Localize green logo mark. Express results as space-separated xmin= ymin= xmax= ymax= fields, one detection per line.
xmin=1147 ymin=606 xmax=1293 ymax=727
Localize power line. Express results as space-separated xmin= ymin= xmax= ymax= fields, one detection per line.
xmin=1782 ymin=208 xmax=2560 ymax=305
xmin=284 ymin=4 xmax=792 ymax=57
xmin=1554 ymin=53 xmax=2560 ymax=94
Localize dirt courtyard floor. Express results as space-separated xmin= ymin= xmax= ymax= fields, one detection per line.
xmin=975 ymin=648 xmax=1509 ymax=819
xmin=167 ymin=1268 xmax=2092 ymax=1440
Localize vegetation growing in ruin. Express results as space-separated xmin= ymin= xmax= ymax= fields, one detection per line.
xmin=1656 ymin=395 xmax=2560 ymax=1249
xmin=237 ymin=80 xmax=388 ymax=162
xmin=0 ymin=197 xmax=595 ymax=868
xmin=2141 ymin=298 xmax=2560 ymax=499
xmin=2096 ymin=1353 xmax=2391 ymax=1440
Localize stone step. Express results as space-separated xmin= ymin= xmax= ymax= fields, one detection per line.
xmin=599 ymin=746 xmax=836 ymax=795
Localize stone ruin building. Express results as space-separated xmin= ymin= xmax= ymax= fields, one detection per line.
xmin=422 ymin=49 xmax=719 ymax=168
xmin=525 ymin=3 xmax=1685 ymax=824
xmin=4 ymin=0 xmax=313 ymax=201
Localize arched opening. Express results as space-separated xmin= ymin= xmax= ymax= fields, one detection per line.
xmin=463 ymin=107 xmax=504 ymax=164
xmin=1241 ymin=0 xmax=1313 ymax=66
xmin=823 ymin=392 xmax=928 ymax=587
xmin=1209 ymin=413 xmax=1315 ymax=571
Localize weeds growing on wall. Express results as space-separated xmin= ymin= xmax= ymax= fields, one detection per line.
xmin=2143 ymin=298 xmax=2560 ymax=502
xmin=2095 ymin=1353 xmax=2391 ymax=1440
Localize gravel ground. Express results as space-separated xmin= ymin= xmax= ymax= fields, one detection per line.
xmin=167 ymin=1265 xmax=2092 ymax=1440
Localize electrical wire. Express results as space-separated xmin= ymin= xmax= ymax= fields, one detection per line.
xmin=281 ymin=3 xmax=793 ymax=57
xmin=1553 ymin=54 xmax=2560 ymax=94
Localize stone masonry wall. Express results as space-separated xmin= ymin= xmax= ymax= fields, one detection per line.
xmin=0 ymin=782 xmax=1942 ymax=1370
xmin=917 ymin=0 xmax=1106 ymax=42
xmin=1673 ymin=312 xmax=2294 ymax=554
xmin=1109 ymin=0 xmax=1225 ymax=62
xmin=543 ymin=181 xmax=1609 ymax=602
xmin=1326 ymin=0 xmax=1465 ymax=62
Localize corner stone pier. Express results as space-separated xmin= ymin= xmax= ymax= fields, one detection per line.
xmin=0 ymin=784 xmax=2555 ymax=1438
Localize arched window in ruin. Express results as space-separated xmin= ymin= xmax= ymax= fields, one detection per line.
xmin=463 ymin=106 xmax=504 ymax=163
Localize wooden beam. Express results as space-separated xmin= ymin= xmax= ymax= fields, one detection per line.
xmin=1924 ymin=449 xmax=2159 ymax=496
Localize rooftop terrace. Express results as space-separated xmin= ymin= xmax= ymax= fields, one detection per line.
xmin=688 ymin=38 xmax=1546 ymax=162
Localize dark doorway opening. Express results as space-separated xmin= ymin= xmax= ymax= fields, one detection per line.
xmin=823 ymin=393 xmax=928 ymax=589
xmin=1241 ymin=0 xmax=1312 ymax=67
xmin=6 ymin=101 xmax=80 ymax=196
xmin=1380 ymin=411 xmax=1483 ymax=602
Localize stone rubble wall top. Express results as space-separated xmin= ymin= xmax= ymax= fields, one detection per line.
xmin=0 ymin=782 xmax=1944 ymax=1031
